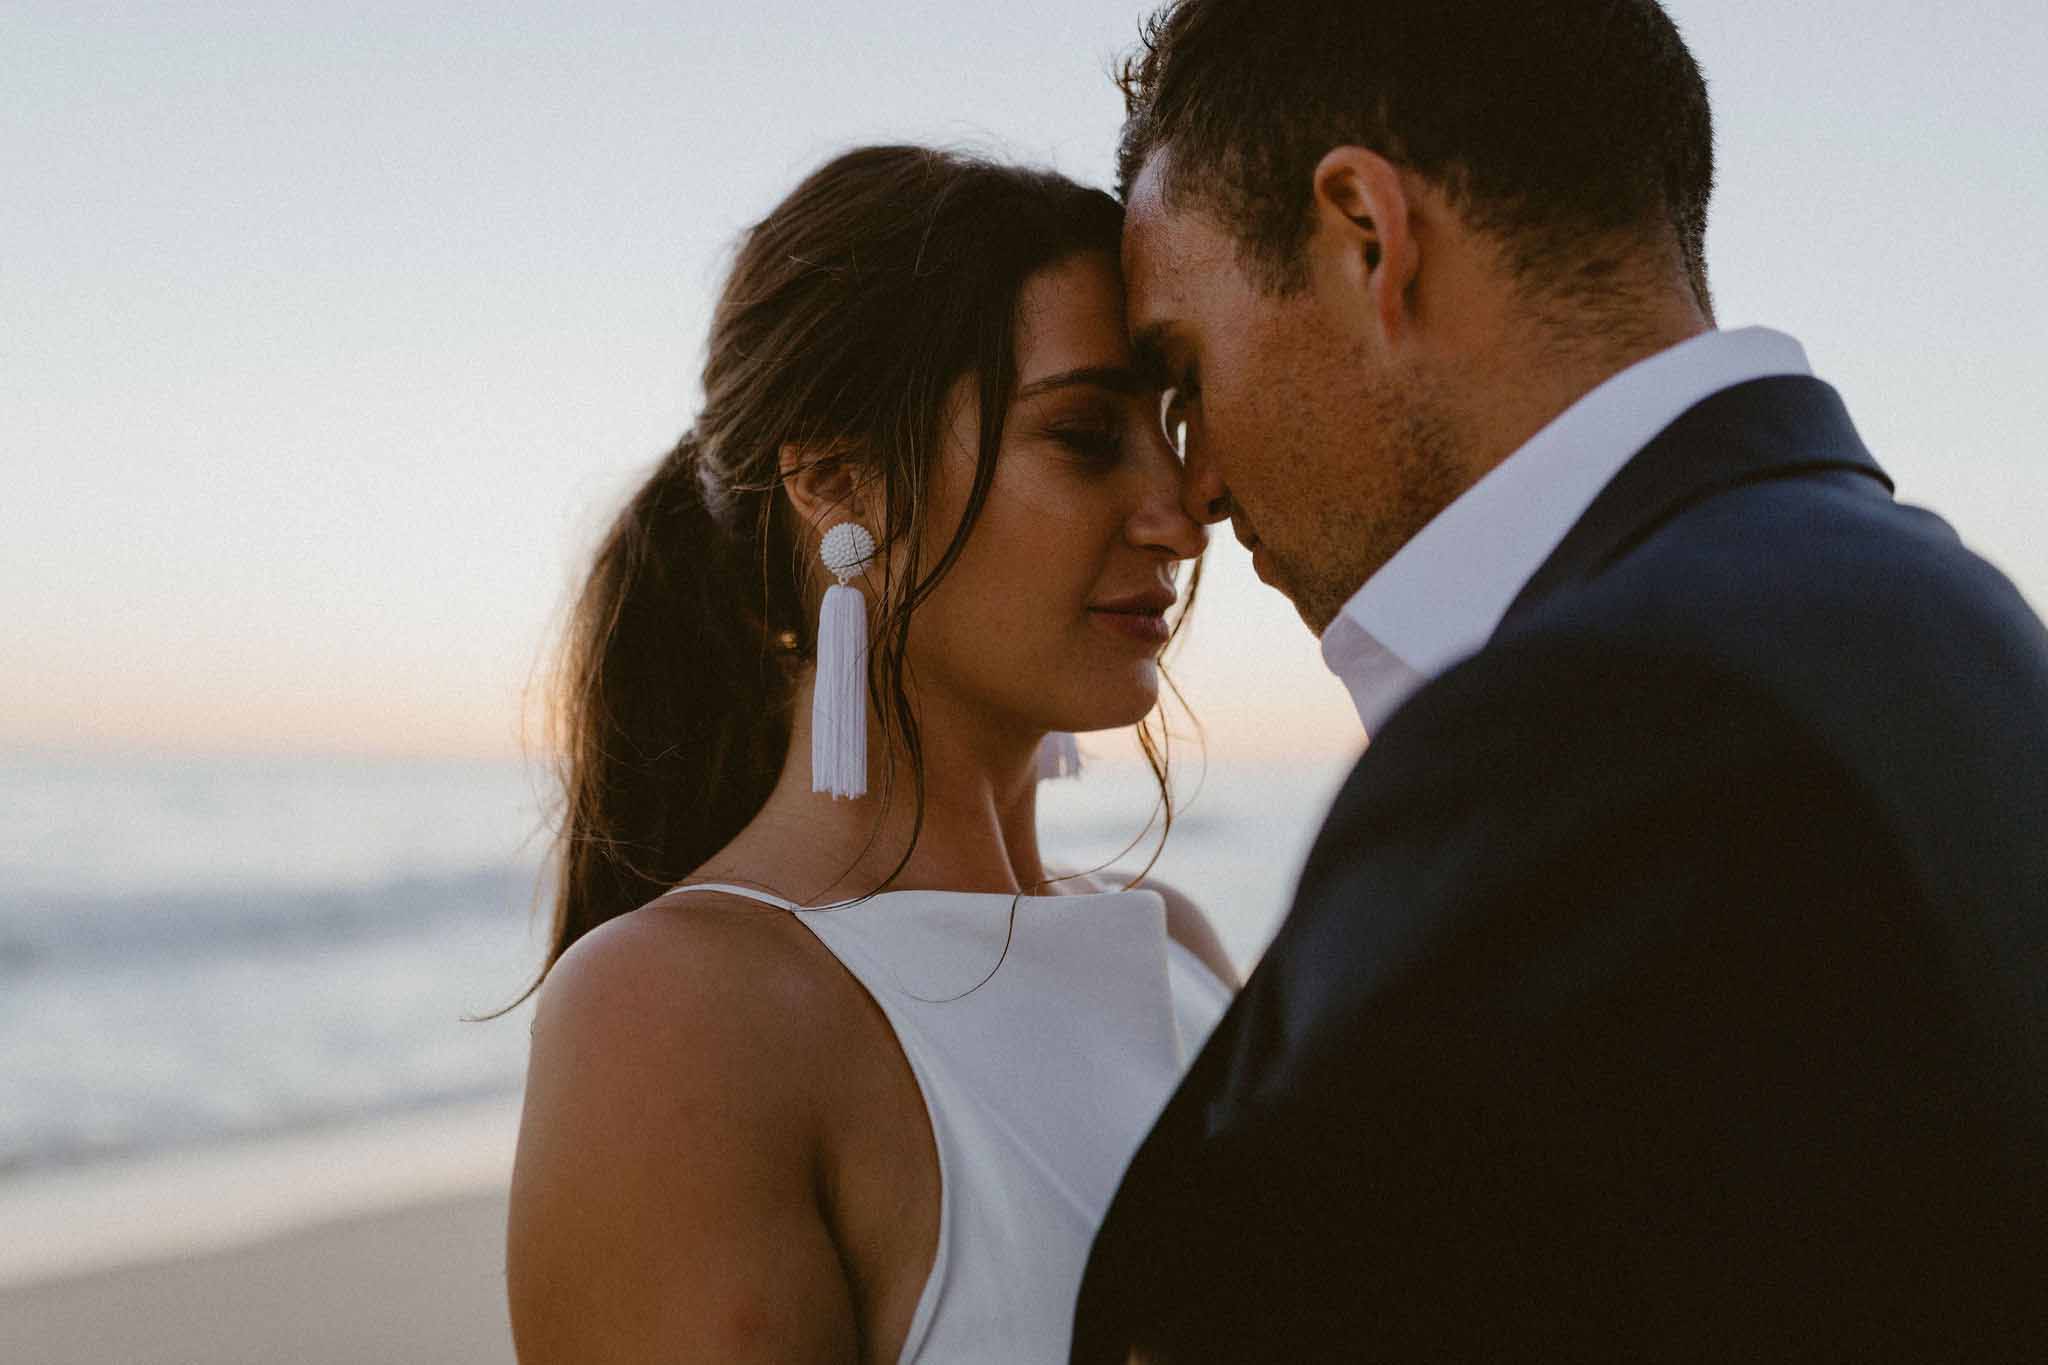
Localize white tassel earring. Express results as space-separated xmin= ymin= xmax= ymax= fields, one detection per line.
xmin=1037 ymin=731 xmax=1083 ymax=781
xmin=812 ymin=522 xmax=876 ymax=800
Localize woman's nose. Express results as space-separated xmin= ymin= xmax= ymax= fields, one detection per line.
xmin=1128 ymin=459 xmax=1210 ymax=562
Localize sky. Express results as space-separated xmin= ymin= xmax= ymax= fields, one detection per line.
xmin=5 ymin=0 xmax=2045 ymax=762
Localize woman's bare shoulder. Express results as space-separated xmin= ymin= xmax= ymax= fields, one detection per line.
xmin=533 ymin=890 xmax=856 ymax=1071
xmin=509 ymin=892 xmax=866 ymax=1360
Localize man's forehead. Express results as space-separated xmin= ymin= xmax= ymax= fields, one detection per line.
xmin=1121 ymin=154 xmax=1239 ymax=336
xmin=1120 ymin=152 xmax=1181 ymax=279
xmin=1125 ymin=150 xmax=1176 ymax=220
xmin=1124 ymin=155 xmax=1212 ymax=303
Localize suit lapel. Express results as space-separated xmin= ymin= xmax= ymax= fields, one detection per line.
xmin=1501 ymin=375 xmax=1893 ymax=630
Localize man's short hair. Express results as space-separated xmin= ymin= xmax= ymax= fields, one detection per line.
xmin=1117 ymin=0 xmax=1714 ymax=308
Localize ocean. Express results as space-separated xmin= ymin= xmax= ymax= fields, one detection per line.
xmin=0 ymin=745 xmax=1360 ymax=1180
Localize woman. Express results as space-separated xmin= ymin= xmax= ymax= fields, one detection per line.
xmin=506 ymin=145 xmax=1237 ymax=1363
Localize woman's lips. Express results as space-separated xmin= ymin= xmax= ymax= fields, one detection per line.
xmin=1089 ymin=608 xmax=1172 ymax=645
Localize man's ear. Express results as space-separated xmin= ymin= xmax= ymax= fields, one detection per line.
xmin=1308 ymin=146 xmax=1420 ymax=344
xmin=778 ymin=442 xmax=874 ymax=538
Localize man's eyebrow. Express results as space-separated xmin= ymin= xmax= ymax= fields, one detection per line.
xmin=1013 ymin=365 xmax=1146 ymax=399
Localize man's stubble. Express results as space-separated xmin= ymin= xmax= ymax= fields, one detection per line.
xmin=1278 ymin=362 xmax=1472 ymax=637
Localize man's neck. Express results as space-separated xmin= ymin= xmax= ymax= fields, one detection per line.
xmin=1321 ymin=321 xmax=1815 ymax=737
xmin=1461 ymin=287 xmax=1714 ymax=495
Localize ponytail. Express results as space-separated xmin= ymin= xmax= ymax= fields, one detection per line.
xmin=538 ymin=432 xmax=792 ymax=978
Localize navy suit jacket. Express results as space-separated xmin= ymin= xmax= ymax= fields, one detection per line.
xmin=1072 ymin=377 xmax=2048 ymax=1361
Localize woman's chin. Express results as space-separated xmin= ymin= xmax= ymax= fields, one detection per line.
xmin=1052 ymin=675 xmax=1162 ymax=734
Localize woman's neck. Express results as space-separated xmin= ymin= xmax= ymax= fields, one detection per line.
xmin=698 ymin=677 xmax=1056 ymax=904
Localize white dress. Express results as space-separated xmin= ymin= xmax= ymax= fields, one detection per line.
xmin=656 ymin=879 xmax=1232 ymax=1363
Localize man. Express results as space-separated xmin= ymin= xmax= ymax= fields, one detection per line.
xmin=1075 ymin=1 xmax=2048 ymax=1359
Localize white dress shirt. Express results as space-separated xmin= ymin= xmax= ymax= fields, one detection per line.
xmin=1320 ymin=326 xmax=1814 ymax=736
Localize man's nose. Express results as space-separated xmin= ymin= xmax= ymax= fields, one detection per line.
xmin=1179 ymin=444 xmax=1231 ymax=527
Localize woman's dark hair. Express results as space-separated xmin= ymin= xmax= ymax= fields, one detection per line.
xmin=1115 ymin=0 xmax=1715 ymax=311
xmin=521 ymin=145 xmax=1194 ymax=994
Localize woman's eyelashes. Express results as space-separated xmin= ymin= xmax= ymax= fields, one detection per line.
xmin=1045 ymin=419 xmax=1127 ymax=468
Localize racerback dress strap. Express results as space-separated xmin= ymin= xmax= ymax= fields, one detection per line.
xmin=655 ymin=881 xmax=802 ymax=912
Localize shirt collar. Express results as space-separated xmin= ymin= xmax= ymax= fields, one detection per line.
xmin=1320 ymin=326 xmax=1814 ymax=735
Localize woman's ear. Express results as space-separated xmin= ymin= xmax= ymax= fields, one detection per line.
xmin=778 ymin=442 xmax=874 ymax=537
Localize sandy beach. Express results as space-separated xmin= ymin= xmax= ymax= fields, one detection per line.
xmin=0 ymin=1098 xmax=522 ymax=1364
xmin=1 ymin=1190 xmax=513 ymax=1364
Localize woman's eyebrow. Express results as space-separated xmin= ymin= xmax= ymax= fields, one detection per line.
xmin=1014 ymin=365 xmax=1146 ymax=399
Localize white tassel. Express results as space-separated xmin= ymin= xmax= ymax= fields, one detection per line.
xmin=812 ymin=523 xmax=876 ymax=800
xmin=1037 ymin=730 xmax=1083 ymax=781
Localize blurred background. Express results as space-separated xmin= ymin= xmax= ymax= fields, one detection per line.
xmin=3 ymin=1 xmax=2043 ymax=1359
